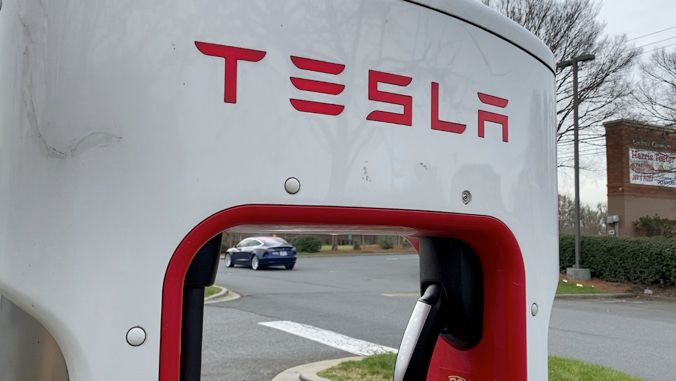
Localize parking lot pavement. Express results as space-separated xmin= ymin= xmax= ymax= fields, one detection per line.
xmin=202 ymin=254 xmax=417 ymax=381
xmin=550 ymin=298 xmax=676 ymax=381
xmin=202 ymin=305 xmax=346 ymax=381
xmin=202 ymin=254 xmax=676 ymax=381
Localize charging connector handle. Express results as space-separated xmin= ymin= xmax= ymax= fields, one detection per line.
xmin=393 ymin=284 xmax=442 ymax=381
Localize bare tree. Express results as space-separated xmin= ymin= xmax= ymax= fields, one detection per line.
xmin=630 ymin=49 xmax=676 ymax=177
xmin=635 ymin=49 xmax=676 ymax=125
xmin=491 ymin=0 xmax=640 ymax=167
xmin=559 ymin=194 xmax=607 ymax=235
xmin=558 ymin=193 xmax=576 ymax=234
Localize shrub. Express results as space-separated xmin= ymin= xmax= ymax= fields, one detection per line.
xmin=378 ymin=237 xmax=394 ymax=250
xmin=560 ymin=235 xmax=676 ymax=286
xmin=291 ymin=236 xmax=323 ymax=253
xmin=352 ymin=240 xmax=361 ymax=250
xmin=635 ymin=215 xmax=676 ymax=238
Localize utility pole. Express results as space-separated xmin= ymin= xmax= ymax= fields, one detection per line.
xmin=557 ymin=53 xmax=595 ymax=281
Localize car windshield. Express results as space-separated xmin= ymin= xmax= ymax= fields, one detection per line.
xmin=258 ymin=237 xmax=290 ymax=246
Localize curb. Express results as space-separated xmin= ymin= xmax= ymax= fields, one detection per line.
xmin=638 ymin=294 xmax=676 ymax=302
xmin=271 ymin=356 xmax=362 ymax=381
xmin=299 ymin=373 xmax=331 ymax=381
xmin=555 ymin=293 xmax=635 ymax=300
xmin=204 ymin=286 xmax=241 ymax=304
xmin=204 ymin=285 xmax=228 ymax=301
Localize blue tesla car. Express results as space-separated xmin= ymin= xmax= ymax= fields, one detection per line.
xmin=224 ymin=237 xmax=297 ymax=270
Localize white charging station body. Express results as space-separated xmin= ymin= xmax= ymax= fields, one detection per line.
xmin=0 ymin=1 xmax=556 ymax=380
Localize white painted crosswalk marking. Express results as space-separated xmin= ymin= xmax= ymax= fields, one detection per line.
xmin=258 ymin=320 xmax=398 ymax=356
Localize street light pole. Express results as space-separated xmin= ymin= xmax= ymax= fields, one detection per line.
xmin=557 ymin=53 xmax=595 ymax=279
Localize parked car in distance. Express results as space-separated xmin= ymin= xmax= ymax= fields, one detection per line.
xmin=225 ymin=237 xmax=296 ymax=270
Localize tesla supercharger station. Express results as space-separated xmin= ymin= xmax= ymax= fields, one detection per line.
xmin=0 ymin=0 xmax=557 ymax=380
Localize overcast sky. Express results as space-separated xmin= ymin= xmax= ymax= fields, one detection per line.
xmin=599 ymin=0 xmax=676 ymax=45
xmin=558 ymin=0 xmax=676 ymax=206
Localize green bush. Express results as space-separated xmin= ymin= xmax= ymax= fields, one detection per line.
xmin=635 ymin=215 xmax=676 ymax=237
xmin=290 ymin=236 xmax=323 ymax=253
xmin=560 ymin=235 xmax=676 ymax=286
xmin=352 ymin=240 xmax=361 ymax=250
xmin=378 ymin=237 xmax=394 ymax=250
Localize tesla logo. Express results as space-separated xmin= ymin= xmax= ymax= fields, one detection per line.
xmin=290 ymin=56 xmax=346 ymax=116
xmin=195 ymin=41 xmax=511 ymax=142
xmin=448 ymin=377 xmax=467 ymax=381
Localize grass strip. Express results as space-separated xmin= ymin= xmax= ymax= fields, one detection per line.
xmin=549 ymin=356 xmax=643 ymax=380
xmin=204 ymin=285 xmax=221 ymax=299
xmin=556 ymin=280 xmax=602 ymax=294
xmin=318 ymin=353 xmax=395 ymax=381
xmin=318 ymin=353 xmax=643 ymax=381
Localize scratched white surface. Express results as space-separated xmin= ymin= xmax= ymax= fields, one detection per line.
xmin=0 ymin=0 xmax=556 ymax=380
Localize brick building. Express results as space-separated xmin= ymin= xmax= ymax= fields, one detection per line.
xmin=604 ymin=120 xmax=676 ymax=236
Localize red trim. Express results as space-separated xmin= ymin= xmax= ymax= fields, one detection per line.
xmin=159 ymin=205 xmax=527 ymax=381
xmin=406 ymin=236 xmax=420 ymax=253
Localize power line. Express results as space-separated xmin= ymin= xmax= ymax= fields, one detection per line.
xmin=558 ymin=152 xmax=605 ymax=159
xmin=638 ymin=41 xmax=676 ymax=56
xmin=558 ymin=139 xmax=606 ymax=146
xmin=628 ymin=25 xmax=676 ymax=41
xmin=559 ymin=136 xmax=606 ymax=143
xmin=560 ymin=141 xmax=606 ymax=147
xmin=558 ymin=147 xmax=606 ymax=154
xmin=559 ymin=150 xmax=604 ymax=155
xmin=558 ymin=150 xmax=605 ymax=157
xmin=635 ymin=35 xmax=676 ymax=49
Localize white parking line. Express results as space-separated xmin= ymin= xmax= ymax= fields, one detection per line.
xmin=381 ymin=292 xmax=418 ymax=297
xmin=258 ymin=320 xmax=397 ymax=356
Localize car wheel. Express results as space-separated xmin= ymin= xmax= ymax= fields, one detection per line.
xmin=224 ymin=254 xmax=234 ymax=268
xmin=251 ymin=255 xmax=260 ymax=270
xmin=285 ymin=263 xmax=295 ymax=270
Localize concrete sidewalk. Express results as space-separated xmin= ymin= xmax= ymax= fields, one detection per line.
xmin=271 ymin=357 xmax=362 ymax=381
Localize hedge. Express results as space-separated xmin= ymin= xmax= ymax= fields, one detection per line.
xmin=635 ymin=215 xmax=676 ymax=237
xmin=290 ymin=236 xmax=323 ymax=253
xmin=378 ymin=236 xmax=394 ymax=250
xmin=560 ymin=235 xmax=676 ymax=286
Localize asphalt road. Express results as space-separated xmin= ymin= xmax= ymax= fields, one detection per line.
xmin=549 ymin=298 xmax=676 ymax=381
xmin=202 ymin=254 xmax=676 ymax=381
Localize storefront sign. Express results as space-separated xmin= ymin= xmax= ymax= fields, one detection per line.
xmin=629 ymin=148 xmax=676 ymax=188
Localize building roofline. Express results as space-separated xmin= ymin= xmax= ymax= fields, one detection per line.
xmin=603 ymin=119 xmax=676 ymax=132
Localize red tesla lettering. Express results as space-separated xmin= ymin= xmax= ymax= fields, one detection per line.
xmin=290 ymin=78 xmax=344 ymax=95
xmin=290 ymin=56 xmax=346 ymax=116
xmin=194 ymin=41 xmax=266 ymax=103
xmin=477 ymin=92 xmax=509 ymax=142
xmin=367 ymin=70 xmax=413 ymax=126
xmin=431 ymin=82 xmax=466 ymax=134
xmin=291 ymin=56 xmax=345 ymax=75
xmin=194 ymin=43 xmax=515 ymax=142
